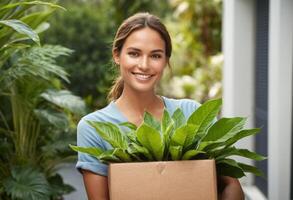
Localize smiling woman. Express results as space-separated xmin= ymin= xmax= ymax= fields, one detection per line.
xmin=76 ymin=12 xmax=244 ymax=200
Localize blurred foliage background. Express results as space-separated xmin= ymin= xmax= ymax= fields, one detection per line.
xmin=0 ymin=0 xmax=222 ymax=199
xmin=43 ymin=0 xmax=222 ymax=109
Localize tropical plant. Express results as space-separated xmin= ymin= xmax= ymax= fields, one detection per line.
xmin=70 ymin=99 xmax=265 ymax=178
xmin=0 ymin=1 xmax=86 ymax=199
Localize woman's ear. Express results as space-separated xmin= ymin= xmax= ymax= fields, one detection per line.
xmin=112 ymin=50 xmax=120 ymax=65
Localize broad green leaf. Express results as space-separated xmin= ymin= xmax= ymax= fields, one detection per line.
xmin=119 ymin=121 xmax=137 ymax=130
xmin=169 ymin=146 xmax=182 ymax=160
xmin=136 ymin=123 xmax=164 ymax=161
xmin=216 ymin=147 xmax=266 ymax=161
xmin=98 ymin=150 xmax=121 ymax=163
xmin=170 ymin=124 xmax=199 ymax=149
xmin=34 ymin=109 xmax=68 ymax=130
xmin=172 ymin=108 xmax=186 ymax=129
xmin=187 ymin=99 xmax=222 ymax=138
xmin=3 ymin=166 xmax=51 ymax=200
xmin=202 ymin=117 xmax=246 ymax=141
xmin=182 ymin=150 xmax=204 ymax=160
xmin=0 ymin=1 xmax=65 ymax=11
xmin=87 ymin=121 xmax=128 ymax=149
xmin=126 ymin=131 xmax=137 ymax=143
xmin=0 ymin=19 xmax=40 ymax=45
xmin=113 ymin=148 xmax=132 ymax=162
xmin=127 ymin=143 xmax=153 ymax=160
xmin=41 ymin=90 xmax=86 ymax=115
xmin=216 ymin=159 xmax=245 ymax=178
xmin=225 ymin=128 xmax=261 ymax=147
xmin=238 ymin=163 xmax=265 ymax=177
xmin=143 ymin=111 xmax=161 ymax=131
xmin=161 ymin=109 xmax=172 ymax=133
xmin=69 ymin=144 xmax=103 ymax=157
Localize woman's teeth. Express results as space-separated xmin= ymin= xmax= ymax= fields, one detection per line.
xmin=133 ymin=73 xmax=152 ymax=80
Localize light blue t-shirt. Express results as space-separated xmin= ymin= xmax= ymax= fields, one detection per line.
xmin=76 ymin=96 xmax=201 ymax=176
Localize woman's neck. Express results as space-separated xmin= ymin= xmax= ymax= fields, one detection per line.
xmin=114 ymin=88 xmax=164 ymax=126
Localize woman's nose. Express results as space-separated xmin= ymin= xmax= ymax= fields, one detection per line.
xmin=138 ymin=56 xmax=149 ymax=70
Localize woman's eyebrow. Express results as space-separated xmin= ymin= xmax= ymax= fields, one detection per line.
xmin=126 ymin=47 xmax=164 ymax=53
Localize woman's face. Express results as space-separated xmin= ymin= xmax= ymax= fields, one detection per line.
xmin=114 ymin=27 xmax=168 ymax=94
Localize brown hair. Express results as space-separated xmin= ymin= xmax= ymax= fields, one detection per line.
xmin=108 ymin=12 xmax=172 ymax=101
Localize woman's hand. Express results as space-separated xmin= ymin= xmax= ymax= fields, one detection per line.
xmin=217 ymin=176 xmax=244 ymax=200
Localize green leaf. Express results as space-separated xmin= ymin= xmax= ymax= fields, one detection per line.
xmin=169 ymin=146 xmax=182 ymax=160
xmin=238 ymin=163 xmax=265 ymax=177
xmin=87 ymin=121 xmax=128 ymax=149
xmin=69 ymin=144 xmax=103 ymax=157
xmin=225 ymin=128 xmax=261 ymax=147
xmin=172 ymin=108 xmax=186 ymax=129
xmin=216 ymin=147 xmax=266 ymax=161
xmin=98 ymin=149 xmax=121 ymax=163
xmin=127 ymin=143 xmax=153 ymax=160
xmin=0 ymin=1 xmax=65 ymax=11
xmin=143 ymin=111 xmax=161 ymax=131
xmin=182 ymin=150 xmax=204 ymax=160
xmin=41 ymin=90 xmax=86 ymax=115
xmin=161 ymin=109 xmax=172 ymax=133
xmin=136 ymin=123 xmax=164 ymax=161
xmin=0 ymin=19 xmax=40 ymax=45
xmin=187 ymin=99 xmax=222 ymax=137
xmin=119 ymin=121 xmax=137 ymax=130
xmin=202 ymin=117 xmax=246 ymax=141
xmin=216 ymin=159 xmax=245 ymax=178
xmin=170 ymin=124 xmax=199 ymax=149
xmin=3 ymin=166 xmax=51 ymax=200
xmin=34 ymin=109 xmax=68 ymax=130
xmin=113 ymin=148 xmax=132 ymax=162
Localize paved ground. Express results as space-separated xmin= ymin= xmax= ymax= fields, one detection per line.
xmin=58 ymin=163 xmax=87 ymax=200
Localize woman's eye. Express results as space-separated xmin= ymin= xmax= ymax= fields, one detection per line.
xmin=128 ymin=52 xmax=139 ymax=57
xmin=151 ymin=54 xmax=162 ymax=59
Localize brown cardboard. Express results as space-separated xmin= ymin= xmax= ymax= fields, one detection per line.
xmin=108 ymin=159 xmax=217 ymax=200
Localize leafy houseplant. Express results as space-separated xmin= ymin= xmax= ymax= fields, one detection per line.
xmin=0 ymin=1 xmax=86 ymax=199
xmin=71 ymin=99 xmax=265 ymax=178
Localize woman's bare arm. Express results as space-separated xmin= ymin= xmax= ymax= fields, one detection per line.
xmin=218 ymin=176 xmax=244 ymax=200
xmin=82 ymin=170 xmax=109 ymax=200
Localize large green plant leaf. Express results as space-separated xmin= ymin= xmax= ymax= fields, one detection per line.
xmin=34 ymin=109 xmax=69 ymax=130
xmin=48 ymin=174 xmax=75 ymax=199
xmin=169 ymin=146 xmax=182 ymax=160
xmin=87 ymin=121 xmax=128 ymax=149
xmin=112 ymin=148 xmax=132 ymax=162
xmin=187 ymin=98 xmax=222 ymax=138
xmin=0 ymin=19 xmax=40 ymax=45
xmin=143 ymin=111 xmax=161 ymax=131
xmin=224 ymin=128 xmax=261 ymax=147
xmin=41 ymin=90 xmax=86 ymax=115
xmin=170 ymin=124 xmax=199 ymax=149
xmin=182 ymin=149 xmax=204 ymax=160
xmin=3 ymin=166 xmax=51 ymax=200
xmin=202 ymin=117 xmax=246 ymax=142
xmin=127 ymin=143 xmax=153 ymax=160
xmin=238 ymin=163 xmax=265 ymax=177
xmin=215 ymin=147 xmax=266 ymax=161
xmin=136 ymin=123 xmax=164 ymax=160
xmin=69 ymin=144 xmax=103 ymax=157
xmin=172 ymin=108 xmax=186 ymax=129
xmin=119 ymin=121 xmax=137 ymax=130
xmin=216 ymin=159 xmax=245 ymax=178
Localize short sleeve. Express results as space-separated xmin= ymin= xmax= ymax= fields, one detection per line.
xmin=76 ymin=118 xmax=109 ymax=176
xmin=179 ymin=99 xmax=201 ymax=119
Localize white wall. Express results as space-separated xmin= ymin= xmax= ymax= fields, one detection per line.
xmin=222 ymin=0 xmax=256 ymax=185
xmin=268 ymin=0 xmax=293 ymax=199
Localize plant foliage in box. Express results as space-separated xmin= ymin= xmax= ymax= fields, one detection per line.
xmin=70 ymin=99 xmax=265 ymax=178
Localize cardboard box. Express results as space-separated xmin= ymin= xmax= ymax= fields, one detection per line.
xmin=108 ymin=159 xmax=217 ymax=200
